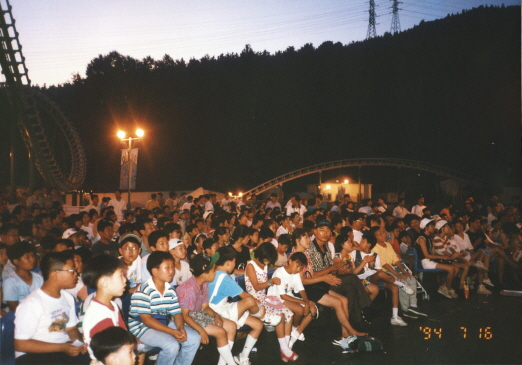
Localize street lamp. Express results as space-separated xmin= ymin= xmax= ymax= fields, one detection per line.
xmin=118 ymin=129 xmax=144 ymax=211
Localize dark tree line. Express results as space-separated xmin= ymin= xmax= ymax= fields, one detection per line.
xmin=1 ymin=5 xmax=520 ymax=193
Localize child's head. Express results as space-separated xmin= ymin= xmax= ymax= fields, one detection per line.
xmin=168 ymin=238 xmax=186 ymax=260
xmin=119 ymin=235 xmax=141 ymax=266
xmin=189 ymin=254 xmax=219 ymax=281
xmin=203 ymin=238 xmax=218 ymax=256
xmin=276 ymin=234 xmax=291 ymax=254
xmin=334 ymin=234 xmax=352 ymax=253
xmin=83 ymin=254 xmax=126 ymax=296
xmin=254 ymin=242 xmax=278 ymax=266
xmin=0 ymin=243 xmax=8 ymax=265
xmin=192 ymin=233 xmax=206 ymax=249
xmin=215 ymin=246 xmax=237 ymax=274
xmin=98 ymin=220 xmax=114 ymax=241
xmin=287 ymin=252 xmax=307 ymax=274
xmin=54 ymin=239 xmax=74 ymax=252
xmin=7 ymin=241 xmax=37 ymax=271
xmin=163 ymin=223 xmax=182 ymax=239
xmin=370 ymin=226 xmax=386 ymax=243
xmin=90 ymin=326 xmax=136 ymax=365
xmin=398 ymin=230 xmax=411 ymax=244
xmin=147 ymin=251 xmax=175 ymax=282
xmin=148 ymin=230 xmax=169 ymax=252
xmin=361 ymin=231 xmax=377 ymax=251
xmin=40 ymin=251 xmax=77 ymax=289
xmin=291 ymin=228 xmax=310 ymax=249
xmin=73 ymin=247 xmax=91 ymax=274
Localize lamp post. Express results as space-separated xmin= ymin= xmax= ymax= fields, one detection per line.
xmin=118 ymin=129 xmax=144 ymax=211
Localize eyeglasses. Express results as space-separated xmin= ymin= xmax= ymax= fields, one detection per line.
xmin=56 ymin=269 xmax=78 ymax=275
xmin=123 ymin=247 xmax=139 ymax=251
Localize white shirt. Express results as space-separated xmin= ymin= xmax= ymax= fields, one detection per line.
xmin=393 ymin=206 xmax=409 ymax=218
xmin=266 ymin=201 xmax=281 ymax=210
xmin=276 ymin=226 xmax=289 ymax=237
xmin=353 ymin=229 xmax=363 ymax=244
xmin=358 ymin=206 xmax=372 ymax=215
xmin=15 ymin=289 xmax=77 ymax=358
xmin=205 ymin=201 xmax=214 ymax=212
xmin=350 ymin=251 xmax=382 ymax=280
xmin=83 ymin=204 xmax=100 ymax=214
xmin=411 ymin=205 xmax=426 ymax=217
xmin=170 ymin=260 xmax=192 ymax=286
xmin=181 ymin=202 xmax=194 ymax=211
xmin=286 ymin=204 xmax=306 ymax=218
xmin=267 ymin=266 xmax=305 ymax=299
xmin=109 ymin=198 xmax=126 ymax=221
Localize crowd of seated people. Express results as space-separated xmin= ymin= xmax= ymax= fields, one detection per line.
xmin=0 ymin=189 xmax=521 ymax=365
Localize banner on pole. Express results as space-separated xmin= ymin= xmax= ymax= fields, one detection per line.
xmin=119 ymin=149 xmax=138 ymax=190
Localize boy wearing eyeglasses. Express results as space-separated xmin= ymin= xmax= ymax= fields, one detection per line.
xmin=14 ymin=251 xmax=90 ymax=364
xmin=118 ymin=235 xmax=142 ymax=293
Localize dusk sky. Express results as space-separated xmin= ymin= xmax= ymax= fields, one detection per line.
xmin=5 ymin=0 xmax=520 ymax=86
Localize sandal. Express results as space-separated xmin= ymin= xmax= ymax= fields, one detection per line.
xmin=280 ymin=350 xmax=299 ymax=362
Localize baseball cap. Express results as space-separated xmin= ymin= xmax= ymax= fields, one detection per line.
xmin=316 ymin=220 xmax=331 ymax=229
xmin=420 ymin=218 xmax=434 ymax=230
xmin=62 ymin=228 xmax=79 ymax=239
xmin=169 ymin=238 xmax=184 ymax=250
xmin=435 ymin=220 xmax=448 ymax=231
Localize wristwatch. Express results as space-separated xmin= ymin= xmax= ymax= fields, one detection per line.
xmin=267 ymin=280 xmax=272 ymax=286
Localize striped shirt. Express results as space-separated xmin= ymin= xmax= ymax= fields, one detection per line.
xmin=128 ymin=277 xmax=181 ymax=338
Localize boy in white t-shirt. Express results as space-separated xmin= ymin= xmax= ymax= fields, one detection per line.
xmin=268 ymin=252 xmax=316 ymax=349
xmin=351 ymin=232 xmax=410 ymax=326
xmin=14 ymin=251 xmax=90 ymax=364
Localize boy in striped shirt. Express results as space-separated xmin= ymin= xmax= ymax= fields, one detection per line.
xmin=128 ymin=251 xmax=200 ymax=365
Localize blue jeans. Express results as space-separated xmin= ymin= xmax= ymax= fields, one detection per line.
xmin=139 ymin=322 xmax=200 ymax=365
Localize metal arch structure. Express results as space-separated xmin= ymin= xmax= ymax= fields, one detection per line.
xmin=243 ymin=158 xmax=481 ymax=198
xmin=0 ymin=0 xmax=86 ymax=191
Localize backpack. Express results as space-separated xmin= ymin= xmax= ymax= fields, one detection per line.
xmin=350 ymin=336 xmax=384 ymax=352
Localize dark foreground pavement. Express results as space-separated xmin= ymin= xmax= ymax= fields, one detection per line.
xmin=193 ymin=284 xmax=522 ymax=365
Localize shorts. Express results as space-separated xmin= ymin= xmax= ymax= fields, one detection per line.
xmin=210 ymin=300 xmax=249 ymax=329
xmin=188 ymin=309 xmax=216 ymax=328
xmin=421 ymin=258 xmax=439 ymax=270
xmin=304 ymin=282 xmax=330 ymax=302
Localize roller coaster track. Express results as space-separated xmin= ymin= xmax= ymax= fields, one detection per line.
xmin=243 ymin=158 xmax=480 ymax=198
xmin=0 ymin=0 xmax=86 ymax=191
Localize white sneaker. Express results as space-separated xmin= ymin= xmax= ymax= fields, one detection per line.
xmin=477 ymin=285 xmax=492 ymax=295
xmin=391 ymin=316 xmax=408 ymax=326
xmin=341 ymin=335 xmax=357 ymax=353
xmin=291 ymin=327 xmax=305 ymax=341
xmin=438 ymin=286 xmax=452 ymax=299
xmin=234 ymin=355 xmax=251 ymax=365
xmin=473 ymin=261 xmax=489 ymax=272
xmin=448 ymin=289 xmax=458 ymax=299
xmin=400 ymin=283 xmax=415 ymax=295
xmin=263 ymin=313 xmax=282 ymax=327
xmin=482 ymin=278 xmax=494 ymax=287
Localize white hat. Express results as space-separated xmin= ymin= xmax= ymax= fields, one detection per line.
xmin=169 ymin=238 xmax=184 ymax=250
xmin=420 ymin=218 xmax=434 ymax=230
xmin=435 ymin=220 xmax=448 ymax=231
xmin=62 ymin=228 xmax=79 ymax=239
xmin=203 ymin=211 xmax=213 ymax=220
